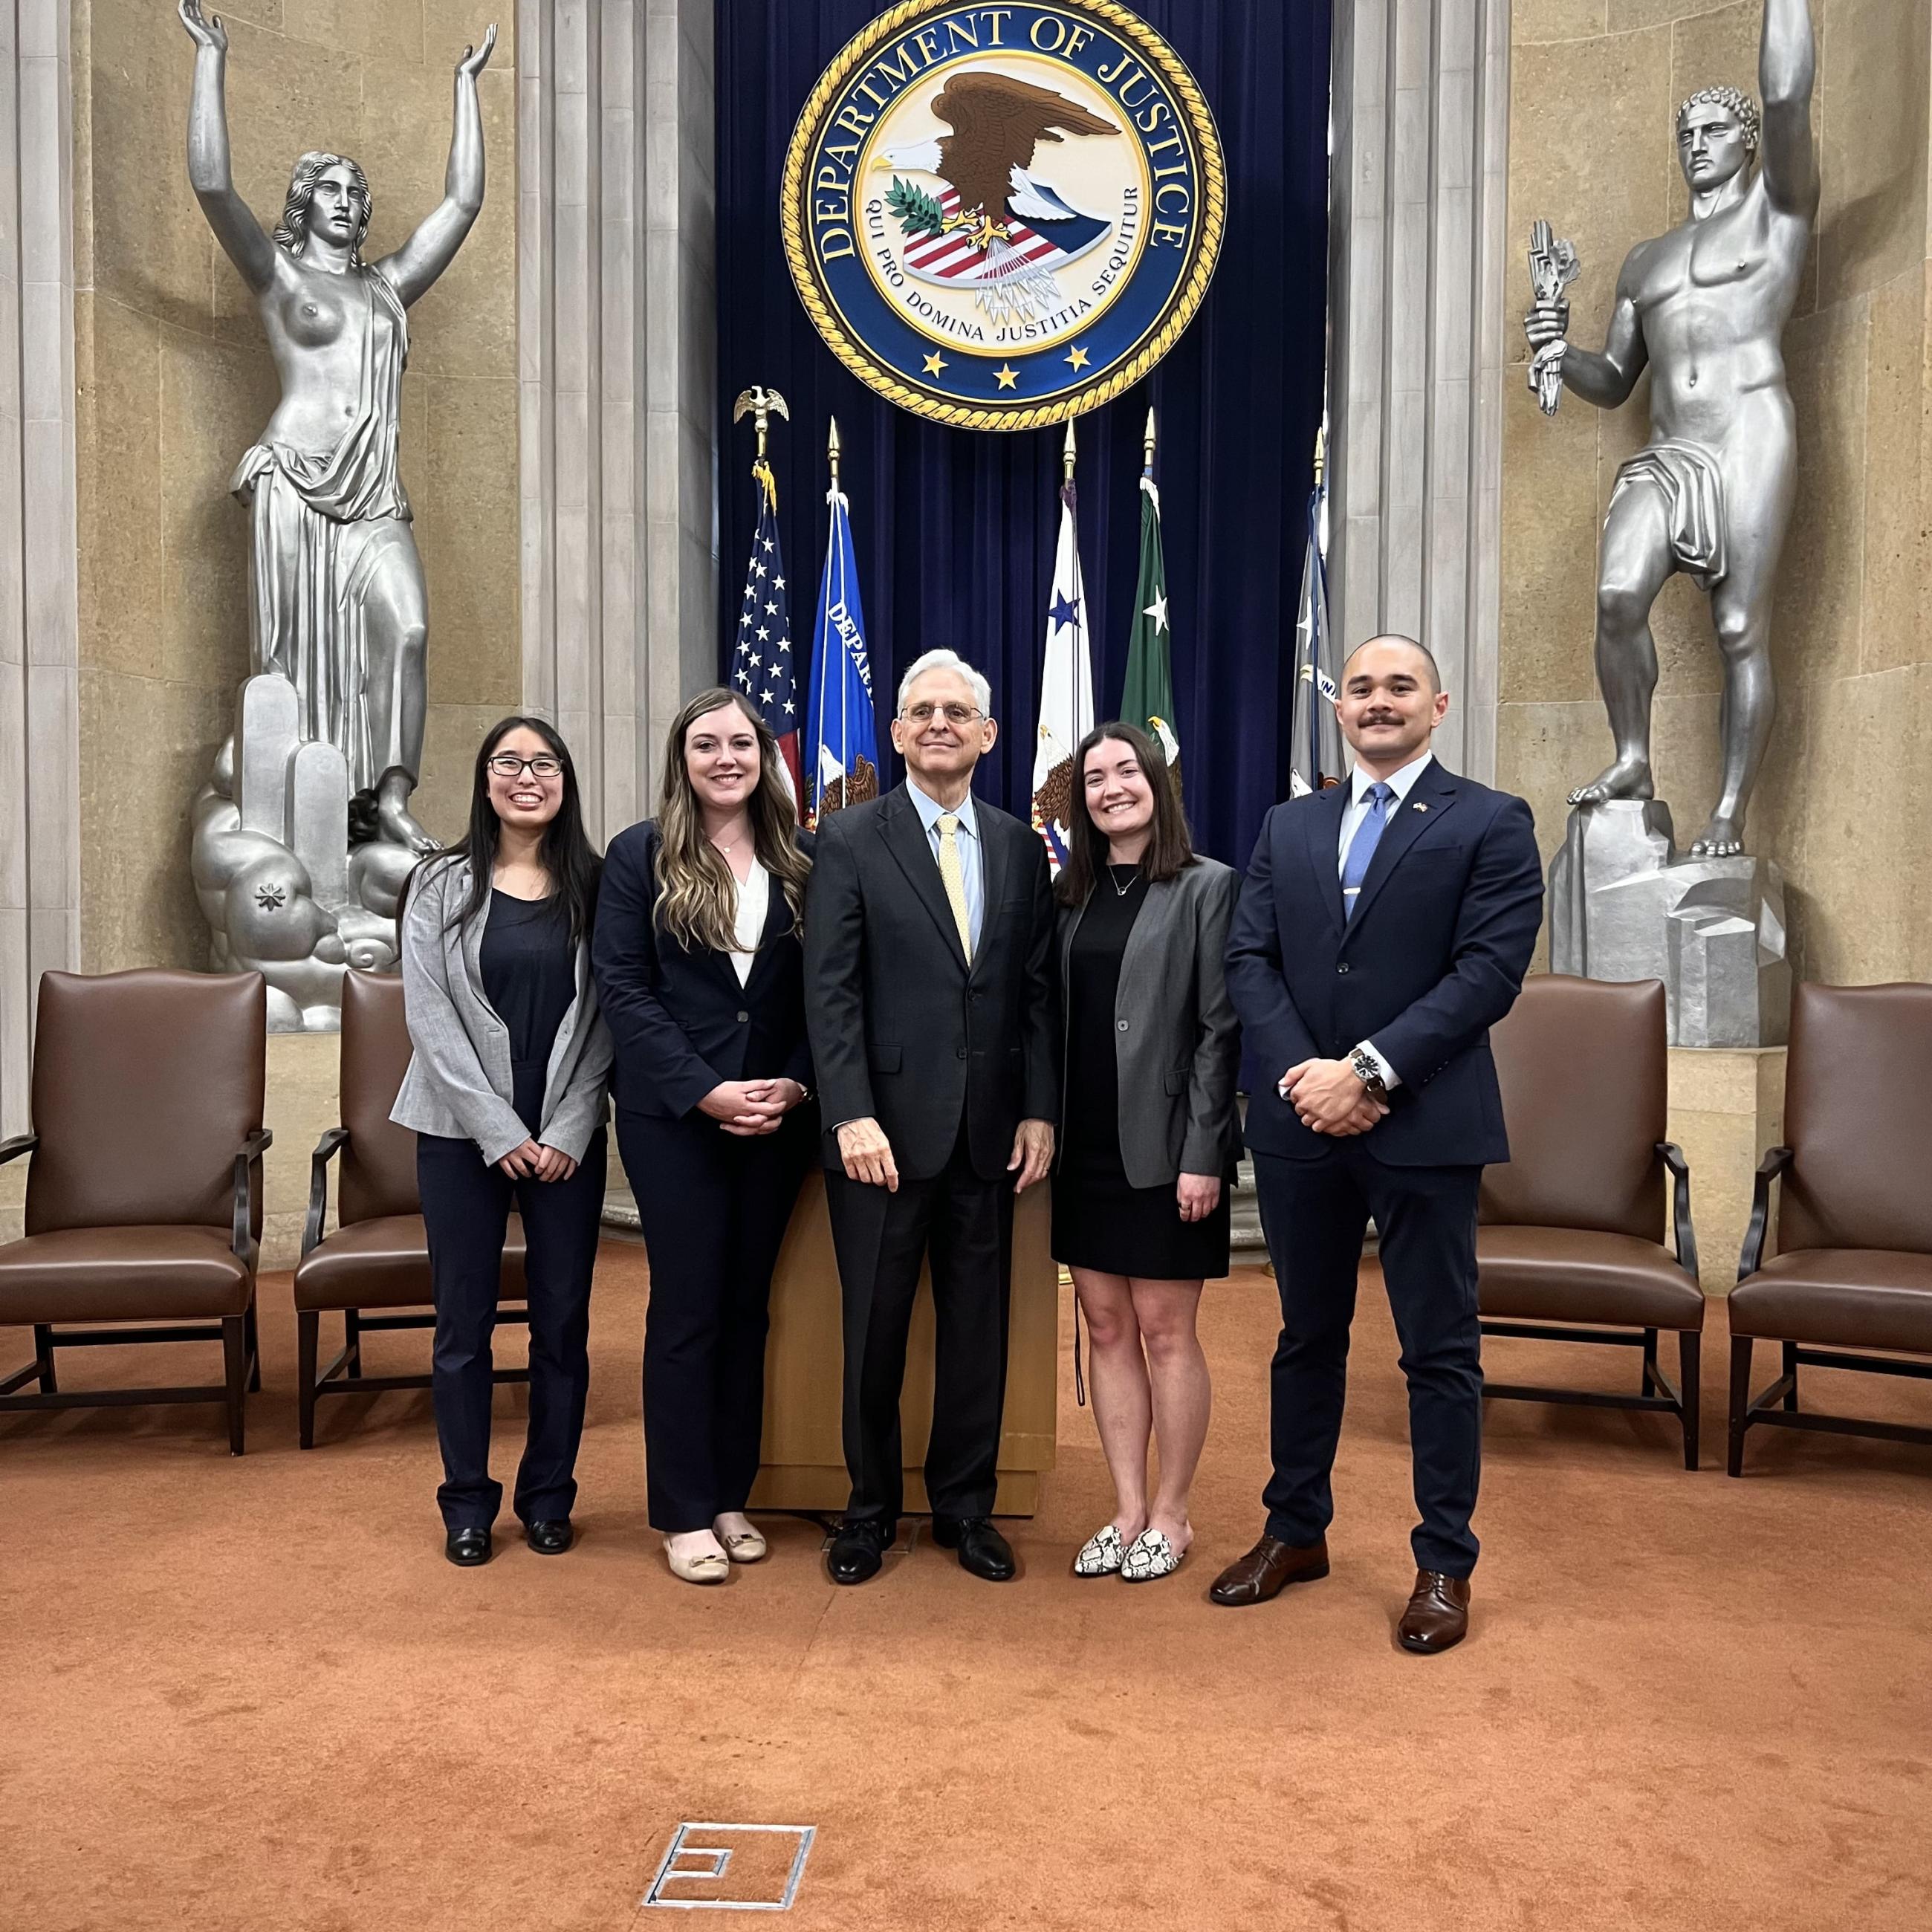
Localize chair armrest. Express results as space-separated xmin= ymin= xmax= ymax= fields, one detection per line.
xmin=232 ymin=1128 xmax=274 ymax=1267
xmin=0 ymin=1132 xmax=37 ymax=1167
xmin=1656 ymin=1141 xmax=1699 ymax=1283
xmin=303 ymin=1127 xmax=351 ymax=1258
xmin=1736 ymin=1144 xmax=1793 ymax=1283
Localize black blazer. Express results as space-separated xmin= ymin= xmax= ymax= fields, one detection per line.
xmin=591 ymin=819 xmax=814 ymax=1121
xmin=1225 ymin=760 xmax=1543 ymax=1168
xmin=803 ymin=783 xmax=1058 ymax=1183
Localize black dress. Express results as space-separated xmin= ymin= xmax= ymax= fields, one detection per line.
xmin=1051 ymin=866 xmax=1233 ymax=1280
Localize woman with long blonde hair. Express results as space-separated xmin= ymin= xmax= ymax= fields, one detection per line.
xmin=591 ymin=689 xmax=815 ymax=1583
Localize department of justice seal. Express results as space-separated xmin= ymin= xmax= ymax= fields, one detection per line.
xmin=782 ymin=1 xmax=1226 ymax=430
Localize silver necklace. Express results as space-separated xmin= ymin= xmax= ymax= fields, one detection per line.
xmin=1108 ymin=862 xmax=1141 ymax=898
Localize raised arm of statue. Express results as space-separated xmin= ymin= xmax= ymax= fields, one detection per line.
xmin=1758 ymin=0 xmax=1818 ymax=218
xmin=178 ymin=1 xmax=278 ymax=294
xmin=374 ymin=25 xmax=496 ymax=308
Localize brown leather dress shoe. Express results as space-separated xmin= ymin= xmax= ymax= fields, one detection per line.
xmin=1397 ymin=1569 xmax=1471 ymax=1653
xmin=1208 ymin=1533 xmax=1330 ymax=1607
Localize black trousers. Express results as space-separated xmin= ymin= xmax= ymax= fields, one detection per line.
xmin=418 ymin=1074 xmax=607 ymax=1531
xmin=619 ymin=1107 xmax=813 ymax=1533
xmin=826 ymin=1119 xmax=1014 ymax=1527
xmin=1252 ymin=1142 xmax=1485 ymax=1578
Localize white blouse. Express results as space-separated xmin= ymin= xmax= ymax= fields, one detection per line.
xmin=729 ymin=860 xmax=769 ymax=986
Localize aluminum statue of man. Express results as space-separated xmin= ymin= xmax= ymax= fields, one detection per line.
xmin=1525 ymin=0 xmax=1816 ymax=858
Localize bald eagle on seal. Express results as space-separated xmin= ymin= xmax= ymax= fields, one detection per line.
xmin=881 ymin=71 xmax=1119 ymax=321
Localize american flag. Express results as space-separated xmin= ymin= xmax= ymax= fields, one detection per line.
xmin=730 ymin=463 xmax=802 ymax=815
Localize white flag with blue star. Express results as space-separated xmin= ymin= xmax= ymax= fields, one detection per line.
xmin=1030 ymin=476 xmax=1095 ymax=872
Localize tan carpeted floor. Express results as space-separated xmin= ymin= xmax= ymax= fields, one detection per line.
xmin=4 ymin=1243 xmax=1931 ymax=1931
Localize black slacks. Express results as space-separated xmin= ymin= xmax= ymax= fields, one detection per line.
xmin=1252 ymin=1141 xmax=1485 ymax=1577
xmin=619 ymin=1106 xmax=812 ymax=1533
xmin=418 ymin=1084 xmax=607 ymax=1531
xmin=826 ymin=1118 xmax=1014 ymax=1526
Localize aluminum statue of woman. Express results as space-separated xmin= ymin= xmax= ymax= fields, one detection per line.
xmin=179 ymin=0 xmax=494 ymax=853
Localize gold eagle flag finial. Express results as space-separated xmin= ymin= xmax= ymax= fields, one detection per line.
xmin=733 ymin=386 xmax=790 ymax=509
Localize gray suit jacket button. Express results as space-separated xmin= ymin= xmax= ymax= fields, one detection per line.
xmin=1337 ymin=962 xmax=1350 ymax=974
xmin=737 ymin=1010 xmax=750 ymax=1022
xmin=1116 ymin=1019 xmax=1130 ymax=1031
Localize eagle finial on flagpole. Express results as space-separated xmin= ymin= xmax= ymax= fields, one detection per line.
xmin=733 ymin=385 xmax=788 ymax=508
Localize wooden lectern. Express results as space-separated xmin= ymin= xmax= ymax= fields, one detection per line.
xmin=748 ymin=1170 xmax=1058 ymax=1516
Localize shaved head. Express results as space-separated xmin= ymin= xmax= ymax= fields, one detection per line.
xmin=1342 ymin=634 xmax=1442 ymax=695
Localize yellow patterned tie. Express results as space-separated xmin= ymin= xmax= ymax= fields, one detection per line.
xmin=936 ymin=814 xmax=973 ymax=963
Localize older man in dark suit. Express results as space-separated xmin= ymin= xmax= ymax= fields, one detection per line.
xmin=1217 ymin=635 xmax=1543 ymax=1652
xmin=804 ymin=649 xmax=1057 ymax=1585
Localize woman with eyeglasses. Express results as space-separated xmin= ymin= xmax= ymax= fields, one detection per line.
xmin=1054 ymin=723 xmax=1241 ymax=1584
xmin=393 ymin=718 xmax=612 ymax=1567
xmin=593 ymin=689 xmax=815 ymax=1584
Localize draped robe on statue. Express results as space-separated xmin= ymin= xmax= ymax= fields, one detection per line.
xmin=230 ymin=268 xmax=412 ymax=793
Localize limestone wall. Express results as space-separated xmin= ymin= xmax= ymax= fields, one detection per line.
xmin=71 ymin=0 xmax=519 ymax=973
xmin=1501 ymin=0 xmax=1932 ymax=983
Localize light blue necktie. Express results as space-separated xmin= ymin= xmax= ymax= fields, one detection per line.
xmin=1341 ymin=782 xmax=1394 ymax=921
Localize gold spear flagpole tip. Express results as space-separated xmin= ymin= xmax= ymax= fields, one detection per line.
xmin=1063 ymin=416 xmax=1077 ymax=479
xmin=1143 ymin=406 xmax=1157 ymax=469
xmin=828 ymin=415 xmax=841 ymax=455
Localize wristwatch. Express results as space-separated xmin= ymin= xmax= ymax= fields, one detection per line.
xmin=1349 ymin=1046 xmax=1389 ymax=1104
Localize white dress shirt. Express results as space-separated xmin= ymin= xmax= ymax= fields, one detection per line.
xmin=728 ymin=859 xmax=769 ymax=988
xmin=905 ymin=779 xmax=985 ymax=956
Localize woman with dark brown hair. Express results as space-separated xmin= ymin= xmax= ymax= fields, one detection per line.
xmin=591 ymin=690 xmax=815 ymax=1583
xmin=1054 ymin=724 xmax=1242 ymax=1583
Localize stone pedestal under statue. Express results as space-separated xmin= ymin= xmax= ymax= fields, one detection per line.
xmin=1549 ymin=800 xmax=1791 ymax=1048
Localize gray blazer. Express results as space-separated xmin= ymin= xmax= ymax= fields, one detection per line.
xmin=391 ymin=855 xmax=613 ymax=1166
xmin=1057 ymin=857 xmax=1242 ymax=1189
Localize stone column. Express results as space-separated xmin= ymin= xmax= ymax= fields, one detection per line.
xmin=518 ymin=0 xmax=716 ymax=844
xmin=1328 ymin=0 xmax=1510 ymax=782
xmin=0 ymin=0 xmax=81 ymax=1134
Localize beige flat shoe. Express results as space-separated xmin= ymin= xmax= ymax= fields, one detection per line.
xmin=716 ymin=1523 xmax=768 ymax=1564
xmin=664 ymin=1534 xmax=729 ymax=1585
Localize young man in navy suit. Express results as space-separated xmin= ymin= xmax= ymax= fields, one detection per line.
xmin=1216 ymin=636 xmax=1543 ymax=1653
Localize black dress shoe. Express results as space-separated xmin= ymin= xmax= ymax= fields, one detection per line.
xmin=525 ymin=1519 xmax=573 ymax=1555
xmin=933 ymin=1515 xmax=1016 ymax=1581
xmin=445 ymin=1527 xmax=492 ymax=1567
xmin=826 ymin=1517 xmax=894 ymax=1586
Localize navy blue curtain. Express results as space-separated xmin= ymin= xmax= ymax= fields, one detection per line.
xmin=715 ymin=0 xmax=1330 ymax=865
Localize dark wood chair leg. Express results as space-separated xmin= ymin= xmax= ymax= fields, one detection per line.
xmin=297 ymin=1309 xmax=320 ymax=1450
xmin=1679 ymin=1330 xmax=1701 ymax=1470
xmin=244 ymin=1298 xmax=262 ymax=1393
xmin=1641 ymin=1326 xmax=1660 ymax=1394
xmin=1781 ymin=1338 xmax=1799 ymax=1411
xmin=1727 ymin=1335 xmax=1753 ymax=1476
xmin=32 ymin=1323 xmax=56 ymax=1393
xmin=221 ymin=1315 xmax=248 ymax=1456
xmin=344 ymin=1307 xmax=363 ymax=1378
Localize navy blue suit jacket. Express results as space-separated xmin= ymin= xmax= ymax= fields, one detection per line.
xmin=591 ymin=820 xmax=814 ymax=1121
xmin=1225 ymin=761 xmax=1543 ymax=1167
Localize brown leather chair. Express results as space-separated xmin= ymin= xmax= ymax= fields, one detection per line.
xmin=1728 ymin=982 xmax=1932 ymax=1474
xmin=1479 ymin=975 xmax=1705 ymax=1465
xmin=292 ymin=969 xmax=526 ymax=1448
xmin=0 ymin=970 xmax=270 ymax=1453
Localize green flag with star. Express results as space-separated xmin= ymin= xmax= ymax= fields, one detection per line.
xmin=1120 ymin=470 xmax=1180 ymax=784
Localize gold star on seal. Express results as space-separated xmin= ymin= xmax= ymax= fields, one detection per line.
xmin=994 ymin=363 xmax=1020 ymax=390
xmin=1064 ymin=345 xmax=1092 ymax=372
xmin=922 ymin=351 xmax=949 ymax=377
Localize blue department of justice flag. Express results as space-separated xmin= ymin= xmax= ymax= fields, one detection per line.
xmin=730 ymin=461 xmax=803 ymax=812
xmin=806 ymin=479 xmax=879 ymax=823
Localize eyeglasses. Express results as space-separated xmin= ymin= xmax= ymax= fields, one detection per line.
xmin=487 ymin=753 xmax=563 ymax=780
xmin=901 ymin=702 xmax=983 ymax=726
